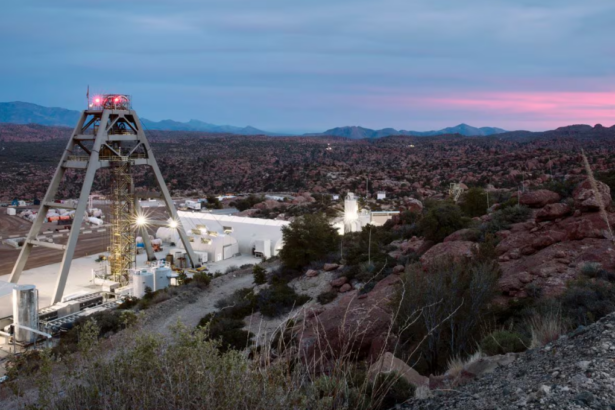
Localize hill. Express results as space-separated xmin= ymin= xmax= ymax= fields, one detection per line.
xmin=307 ymin=123 xmax=507 ymax=139
xmin=0 ymin=101 xmax=276 ymax=136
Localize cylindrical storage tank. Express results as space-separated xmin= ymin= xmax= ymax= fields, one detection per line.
xmin=133 ymin=269 xmax=154 ymax=298
xmin=12 ymin=285 xmax=38 ymax=344
xmin=153 ymin=267 xmax=172 ymax=291
xmin=88 ymin=217 xmax=103 ymax=226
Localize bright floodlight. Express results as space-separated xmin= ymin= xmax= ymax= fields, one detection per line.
xmin=136 ymin=215 xmax=147 ymax=226
xmin=169 ymin=220 xmax=178 ymax=229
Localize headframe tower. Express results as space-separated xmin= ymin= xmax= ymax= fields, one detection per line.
xmin=9 ymin=94 xmax=197 ymax=303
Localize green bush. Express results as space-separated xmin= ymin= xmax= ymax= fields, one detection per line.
xmin=198 ymin=313 xmax=254 ymax=352
xmin=395 ymin=258 xmax=500 ymax=374
xmin=279 ymin=213 xmax=339 ymax=269
xmin=371 ymin=373 xmax=416 ymax=410
xmin=317 ymin=290 xmax=337 ymax=305
xmin=257 ymin=284 xmax=310 ymax=318
xmin=214 ymin=287 xmax=257 ymax=320
xmin=193 ymin=271 xmax=212 ymax=288
xmin=253 ymin=264 xmax=267 ymax=285
xmin=560 ymin=278 xmax=615 ymax=327
xmin=460 ymin=187 xmax=489 ymax=218
xmin=418 ymin=202 xmax=470 ymax=243
xmin=480 ymin=330 xmax=528 ymax=356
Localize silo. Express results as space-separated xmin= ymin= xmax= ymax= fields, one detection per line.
xmin=153 ymin=266 xmax=172 ymax=291
xmin=133 ymin=269 xmax=154 ymax=298
xmin=12 ymin=285 xmax=39 ymax=344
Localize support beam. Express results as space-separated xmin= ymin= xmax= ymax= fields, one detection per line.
xmin=28 ymin=240 xmax=66 ymax=251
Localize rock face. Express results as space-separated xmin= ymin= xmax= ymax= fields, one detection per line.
xmin=402 ymin=313 xmax=615 ymax=410
xmin=399 ymin=237 xmax=433 ymax=255
xmin=519 ymin=190 xmax=560 ymax=208
xmin=420 ymin=241 xmax=477 ymax=266
xmin=323 ymin=263 xmax=339 ymax=271
xmin=495 ymin=211 xmax=615 ymax=297
xmin=305 ymin=269 xmax=318 ymax=277
xmin=404 ymin=198 xmax=424 ymax=213
xmin=573 ymin=179 xmax=611 ymax=212
xmin=368 ymin=352 xmax=429 ymax=388
xmin=535 ymin=203 xmax=571 ymax=222
xmin=298 ymin=274 xmax=400 ymax=363
xmin=443 ymin=229 xmax=476 ymax=243
xmin=330 ymin=276 xmax=348 ymax=287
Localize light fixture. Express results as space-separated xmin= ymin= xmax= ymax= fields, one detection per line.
xmin=169 ymin=220 xmax=178 ymax=229
xmin=136 ymin=215 xmax=147 ymax=226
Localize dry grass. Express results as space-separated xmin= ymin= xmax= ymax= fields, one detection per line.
xmin=529 ymin=308 xmax=565 ymax=348
xmin=446 ymin=351 xmax=483 ymax=377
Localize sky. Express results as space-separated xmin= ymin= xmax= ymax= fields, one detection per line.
xmin=1 ymin=0 xmax=614 ymax=133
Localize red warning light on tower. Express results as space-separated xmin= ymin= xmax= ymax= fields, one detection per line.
xmin=89 ymin=94 xmax=131 ymax=110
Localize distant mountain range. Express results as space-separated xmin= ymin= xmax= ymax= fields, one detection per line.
xmin=305 ymin=124 xmax=507 ymax=139
xmin=0 ymin=102 xmax=277 ymax=136
xmin=0 ymin=101 xmax=508 ymax=138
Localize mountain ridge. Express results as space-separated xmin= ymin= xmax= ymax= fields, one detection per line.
xmin=305 ymin=123 xmax=508 ymax=139
xmin=1 ymin=101 xmax=512 ymax=138
xmin=0 ymin=101 xmax=278 ymax=136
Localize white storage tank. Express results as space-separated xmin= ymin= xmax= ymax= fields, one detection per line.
xmin=7 ymin=207 xmax=16 ymax=216
xmin=154 ymin=267 xmax=172 ymax=291
xmin=133 ymin=269 xmax=154 ymax=298
xmin=12 ymin=285 xmax=39 ymax=344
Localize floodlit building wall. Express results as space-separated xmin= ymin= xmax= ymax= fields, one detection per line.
xmin=178 ymin=211 xmax=288 ymax=257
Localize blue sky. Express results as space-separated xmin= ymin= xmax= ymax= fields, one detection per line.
xmin=1 ymin=0 xmax=614 ymax=133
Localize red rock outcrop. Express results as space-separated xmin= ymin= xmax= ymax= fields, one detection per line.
xmin=573 ymin=179 xmax=611 ymax=212
xmin=298 ymin=274 xmax=400 ymax=363
xmin=535 ymin=203 xmax=571 ymax=222
xmin=519 ymin=190 xmax=560 ymax=208
xmin=420 ymin=241 xmax=477 ymax=266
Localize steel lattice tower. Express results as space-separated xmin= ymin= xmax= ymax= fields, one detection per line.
xmin=9 ymin=94 xmax=197 ymax=303
xmin=109 ymin=161 xmax=135 ymax=282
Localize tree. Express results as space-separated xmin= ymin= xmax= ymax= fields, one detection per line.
xmin=460 ymin=187 xmax=488 ymax=218
xmin=252 ymin=264 xmax=267 ymax=285
xmin=418 ymin=202 xmax=469 ymax=243
xmin=395 ymin=258 xmax=500 ymax=374
xmin=279 ymin=213 xmax=339 ymax=269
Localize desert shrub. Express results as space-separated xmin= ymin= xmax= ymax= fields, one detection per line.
xmin=528 ymin=307 xmax=565 ymax=348
xmin=541 ymin=178 xmax=577 ymax=199
xmin=269 ymin=265 xmax=303 ymax=285
xmin=240 ymin=263 xmax=254 ymax=269
xmin=193 ymin=271 xmax=212 ymax=288
xmin=118 ymin=296 xmax=139 ymax=310
xmin=371 ymin=372 xmax=416 ymax=409
xmin=225 ymin=265 xmax=240 ymax=274
xmin=198 ymin=313 xmax=254 ymax=352
xmin=151 ymin=291 xmax=171 ymax=304
xmin=253 ymin=264 xmax=267 ymax=285
xmin=560 ymin=278 xmax=615 ymax=327
xmin=317 ymin=290 xmax=338 ymax=305
xmin=257 ymin=284 xmax=310 ymax=318
xmin=359 ymin=281 xmax=376 ymax=295
xmin=460 ymin=187 xmax=489 ymax=218
xmin=279 ymin=213 xmax=339 ymax=269
xmin=480 ymin=330 xmax=528 ymax=356
xmin=418 ymin=202 xmax=470 ymax=243
xmin=483 ymin=204 xmax=530 ymax=234
xmin=395 ymin=258 xmax=500 ymax=374
xmin=214 ymin=287 xmax=257 ymax=320
xmin=580 ymin=263 xmax=615 ymax=282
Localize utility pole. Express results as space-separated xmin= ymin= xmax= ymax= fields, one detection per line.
xmin=368 ymin=226 xmax=372 ymax=267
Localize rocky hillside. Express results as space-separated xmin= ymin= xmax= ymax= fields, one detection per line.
xmin=403 ymin=312 xmax=615 ymax=409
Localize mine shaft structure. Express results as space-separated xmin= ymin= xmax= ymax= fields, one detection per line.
xmin=9 ymin=94 xmax=197 ymax=304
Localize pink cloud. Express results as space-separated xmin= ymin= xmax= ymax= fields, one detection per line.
xmin=361 ymin=91 xmax=615 ymax=128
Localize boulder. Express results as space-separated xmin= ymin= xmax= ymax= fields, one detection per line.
xmin=536 ymin=203 xmax=572 ymax=222
xmin=339 ymin=283 xmax=352 ymax=293
xmin=519 ymin=190 xmax=560 ymax=208
xmin=405 ymin=198 xmax=424 ymax=213
xmin=420 ymin=241 xmax=477 ymax=266
xmin=298 ymin=274 xmax=400 ymax=363
xmin=443 ymin=228 xmax=477 ymax=243
xmin=368 ymin=352 xmax=429 ymax=388
xmin=323 ymin=263 xmax=339 ymax=271
xmin=392 ymin=265 xmax=405 ymax=275
xmin=573 ymin=179 xmax=612 ymax=212
xmin=306 ymin=269 xmax=319 ymax=277
xmin=400 ymin=236 xmax=433 ymax=255
xmin=330 ymin=276 xmax=348 ymax=287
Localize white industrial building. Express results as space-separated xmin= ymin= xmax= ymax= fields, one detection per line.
xmin=168 ymin=211 xmax=289 ymax=261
